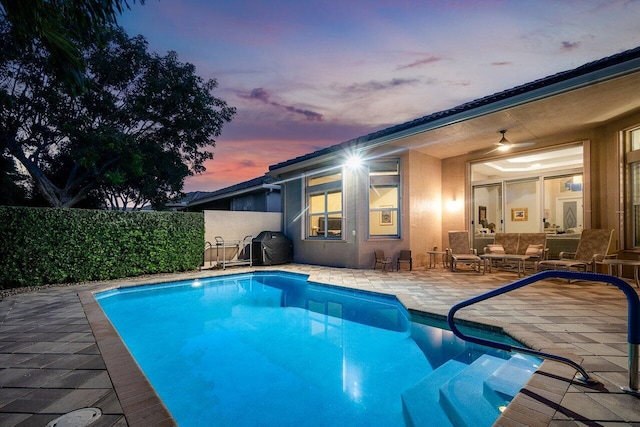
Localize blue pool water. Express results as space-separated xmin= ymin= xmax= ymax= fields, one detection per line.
xmin=96 ymin=272 xmax=538 ymax=427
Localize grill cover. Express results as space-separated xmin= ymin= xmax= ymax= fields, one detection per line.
xmin=252 ymin=231 xmax=293 ymax=265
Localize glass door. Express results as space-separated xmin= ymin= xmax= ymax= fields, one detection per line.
xmin=543 ymin=174 xmax=583 ymax=258
xmin=543 ymin=174 xmax=583 ymax=233
xmin=472 ymin=183 xmax=502 ymax=253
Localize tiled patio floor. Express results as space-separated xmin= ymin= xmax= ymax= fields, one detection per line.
xmin=1 ymin=264 xmax=639 ymax=426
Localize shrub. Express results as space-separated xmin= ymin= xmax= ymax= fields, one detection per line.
xmin=0 ymin=207 xmax=204 ymax=288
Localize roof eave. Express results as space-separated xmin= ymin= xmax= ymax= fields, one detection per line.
xmin=268 ymin=54 xmax=640 ymax=177
xmin=187 ymin=183 xmax=281 ymax=207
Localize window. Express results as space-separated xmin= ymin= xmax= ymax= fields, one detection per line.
xmin=306 ymin=171 xmax=343 ymax=239
xmin=369 ymin=159 xmax=400 ymax=237
xmin=625 ymin=127 xmax=640 ymax=248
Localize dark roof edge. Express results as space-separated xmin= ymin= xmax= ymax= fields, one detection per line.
xmin=268 ymin=45 xmax=640 ymax=173
xmin=186 ymin=182 xmax=280 ymax=207
xmin=169 ymin=175 xmax=280 ymax=208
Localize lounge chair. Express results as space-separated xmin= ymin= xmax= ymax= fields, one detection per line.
xmin=374 ymin=250 xmax=393 ymax=271
xmin=447 ymin=231 xmax=482 ymax=273
xmin=536 ymin=229 xmax=615 ymax=273
xmin=397 ymin=250 xmax=412 ymax=271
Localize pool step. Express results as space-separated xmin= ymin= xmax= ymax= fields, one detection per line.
xmin=483 ymin=353 xmax=539 ymax=409
xmin=402 ymin=353 xmax=537 ymax=427
xmin=439 ymin=354 xmax=505 ymax=427
xmin=401 ymin=359 xmax=466 ymax=427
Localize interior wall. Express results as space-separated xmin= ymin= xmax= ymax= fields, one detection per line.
xmin=504 ymin=179 xmax=541 ymax=232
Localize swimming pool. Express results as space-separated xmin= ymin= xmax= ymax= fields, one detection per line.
xmin=96 ymin=271 xmax=538 ymax=426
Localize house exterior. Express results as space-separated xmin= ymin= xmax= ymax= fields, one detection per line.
xmin=169 ymin=176 xmax=281 ymax=212
xmin=267 ymin=46 xmax=640 ymax=269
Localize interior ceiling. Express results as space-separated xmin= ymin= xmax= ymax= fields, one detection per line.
xmin=471 ymin=145 xmax=584 ymax=180
xmin=394 ymin=71 xmax=640 ymax=160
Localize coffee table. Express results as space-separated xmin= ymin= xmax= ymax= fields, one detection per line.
xmin=480 ymin=254 xmax=530 ymax=277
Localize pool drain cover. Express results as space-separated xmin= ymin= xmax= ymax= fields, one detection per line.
xmin=46 ymin=408 xmax=102 ymax=427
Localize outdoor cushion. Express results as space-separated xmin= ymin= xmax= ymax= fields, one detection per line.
xmin=525 ymin=244 xmax=544 ymax=256
xmin=486 ymin=244 xmax=505 ymax=254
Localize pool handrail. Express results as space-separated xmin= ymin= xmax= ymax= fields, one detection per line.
xmin=447 ymin=270 xmax=639 ymax=394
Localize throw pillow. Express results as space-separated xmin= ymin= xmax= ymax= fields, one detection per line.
xmin=486 ymin=244 xmax=505 ymax=254
xmin=525 ymin=244 xmax=544 ymax=256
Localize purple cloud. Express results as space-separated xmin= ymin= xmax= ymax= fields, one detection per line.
xmin=491 ymin=61 xmax=512 ymax=66
xmin=245 ymin=88 xmax=271 ymax=103
xmin=239 ymin=87 xmax=323 ymax=121
xmin=345 ymin=78 xmax=420 ymax=94
xmin=444 ymin=80 xmax=471 ymax=87
xmin=561 ymin=41 xmax=581 ymax=51
xmin=396 ymin=56 xmax=443 ymax=70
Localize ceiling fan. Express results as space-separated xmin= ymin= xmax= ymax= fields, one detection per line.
xmin=491 ymin=130 xmax=536 ymax=153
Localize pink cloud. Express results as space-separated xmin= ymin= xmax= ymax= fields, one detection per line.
xmin=184 ymin=138 xmax=335 ymax=192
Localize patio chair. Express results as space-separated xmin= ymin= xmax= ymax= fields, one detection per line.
xmin=447 ymin=231 xmax=482 ymax=273
xmin=536 ymin=229 xmax=615 ymax=273
xmin=396 ymin=250 xmax=412 ymax=271
xmin=374 ymin=250 xmax=393 ymax=271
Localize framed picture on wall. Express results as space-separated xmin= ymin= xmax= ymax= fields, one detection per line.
xmin=511 ymin=208 xmax=528 ymax=221
xmin=478 ymin=206 xmax=487 ymax=222
xmin=380 ymin=206 xmax=393 ymax=225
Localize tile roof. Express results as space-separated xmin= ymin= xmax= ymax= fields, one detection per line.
xmin=269 ymin=45 xmax=640 ymax=172
xmin=171 ymin=175 xmax=278 ymax=206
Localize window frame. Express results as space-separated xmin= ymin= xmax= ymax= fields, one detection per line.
xmin=305 ymin=170 xmax=344 ymax=240
xmin=624 ymin=126 xmax=640 ymax=249
xmin=368 ymin=159 xmax=401 ymax=239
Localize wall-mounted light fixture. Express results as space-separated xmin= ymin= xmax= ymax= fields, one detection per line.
xmin=345 ymin=153 xmax=363 ymax=170
xmin=446 ymin=195 xmax=462 ymax=212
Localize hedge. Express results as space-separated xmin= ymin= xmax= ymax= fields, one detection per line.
xmin=0 ymin=206 xmax=204 ymax=288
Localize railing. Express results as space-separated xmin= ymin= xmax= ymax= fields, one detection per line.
xmin=447 ymin=270 xmax=639 ymax=394
xmin=205 ymin=241 xmax=215 ymax=267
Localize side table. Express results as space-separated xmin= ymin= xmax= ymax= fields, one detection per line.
xmin=426 ymin=251 xmax=447 ymax=269
xmin=598 ymin=259 xmax=640 ymax=288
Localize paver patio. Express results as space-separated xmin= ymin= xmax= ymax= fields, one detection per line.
xmin=1 ymin=264 xmax=639 ymax=426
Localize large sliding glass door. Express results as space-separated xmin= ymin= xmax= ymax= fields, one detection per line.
xmin=471 ymin=144 xmax=584 ymax=258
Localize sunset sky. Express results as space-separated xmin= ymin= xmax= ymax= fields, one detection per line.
xmin=119 ymin=0 xmax=640 ymax=192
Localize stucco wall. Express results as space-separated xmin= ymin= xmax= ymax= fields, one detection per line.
xmin=407 ymin=150 xmax=442 ymax=267
xmin=441 ymin=155 xmax=468 ymax=249
xmin=204 ymin=210 xmax=282 ymax=246
xmin=280 ymin=171 xmax=363 ymax=268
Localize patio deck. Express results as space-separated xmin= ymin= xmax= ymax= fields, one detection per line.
xmin=1 ymin=264 xmax=639 ymax=426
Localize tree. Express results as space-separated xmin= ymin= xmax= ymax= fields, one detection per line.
xmin=0 ymin=152 xmax=30 ymax=206
xmin=0 ymin=0 xmax=144 ymax=93
xmin=0 ymin=22 xmax=236 ymax=209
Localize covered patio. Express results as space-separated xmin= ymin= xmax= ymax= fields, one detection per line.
xmin=1 ymin=265 xmax=639 ymax=426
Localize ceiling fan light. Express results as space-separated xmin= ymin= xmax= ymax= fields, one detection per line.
xmin=496 ymin=130 xmax=511 ymax=151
